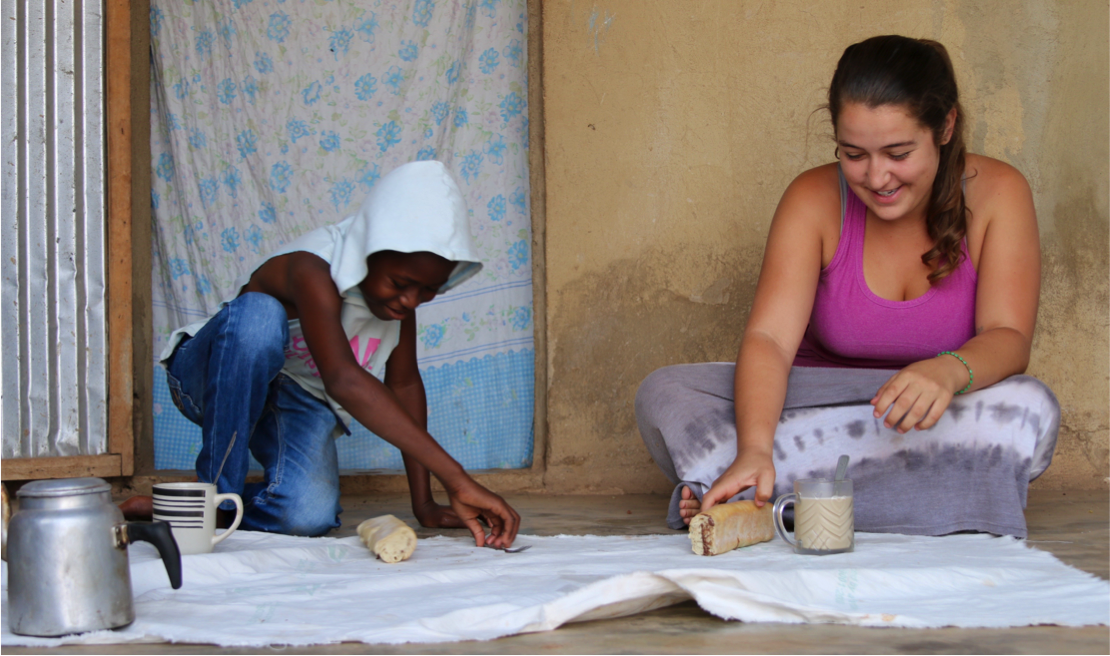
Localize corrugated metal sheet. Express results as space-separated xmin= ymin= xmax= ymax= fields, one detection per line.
xmin=1 ymin=0 xmax=108 ymax=459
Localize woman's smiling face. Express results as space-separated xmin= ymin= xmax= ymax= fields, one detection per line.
xmin=836 ymin=102 xmax=953 ymax=224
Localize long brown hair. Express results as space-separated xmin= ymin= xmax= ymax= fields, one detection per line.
xmin=828 ymin=35 xmax=968 ymax=282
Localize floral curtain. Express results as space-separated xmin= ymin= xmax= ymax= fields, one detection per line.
xmin=149 ymin=0 xmax=533 ymax=471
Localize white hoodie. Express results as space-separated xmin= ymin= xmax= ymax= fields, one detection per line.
xmin=160 ymin=161 xmax=482 ymax=427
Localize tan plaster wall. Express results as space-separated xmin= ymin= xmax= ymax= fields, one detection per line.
xmin=540 ymin=0 xmax=1109 ymax=493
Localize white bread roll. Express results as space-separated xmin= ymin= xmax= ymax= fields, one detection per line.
xmin=689 ymin=500 xmax=774 ymax=556
xmin=357 ymin=515 xmax=417 ymax=563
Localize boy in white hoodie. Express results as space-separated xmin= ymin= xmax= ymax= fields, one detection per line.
xmin=156 ymin=161 xmax=519 ymax=546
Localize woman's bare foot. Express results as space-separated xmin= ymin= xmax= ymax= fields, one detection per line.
xmin=679 ymin=486 xmax=702 ymax=525
xmin=118 ymin=495 xmax=153 ymax=521
xmin=2 ymin=483 xmax=10 ymax=560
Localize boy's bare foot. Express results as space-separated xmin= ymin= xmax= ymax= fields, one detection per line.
xmin=123 ymin=494 xmax=238 ymax=528
xmin=119 ymin=495 xmax=153 ymax=521
xmin=679 ymin=486 xmax=702 ymax=525
xmin=413 ymin=501 xmax=467 ymax=529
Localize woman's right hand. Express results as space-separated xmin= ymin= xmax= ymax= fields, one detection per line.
xmin=444 ymin=477 xmax=520 ymax=549
xmin=699 ymin=450 xmax=776 ymax=513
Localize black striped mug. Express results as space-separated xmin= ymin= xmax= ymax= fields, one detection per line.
xmin=152 ymin=483 xmax=243 ymax=555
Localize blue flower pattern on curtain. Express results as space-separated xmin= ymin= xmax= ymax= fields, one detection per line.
xmin=149 ymin=0 xmax=533 ymax=472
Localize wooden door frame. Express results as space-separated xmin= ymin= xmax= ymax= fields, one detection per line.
xmin=2 ymin=0 xmax=135 ymax=482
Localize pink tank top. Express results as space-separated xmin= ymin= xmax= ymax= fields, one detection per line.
xmin=793 ymin=169 xmax=977 ymax=369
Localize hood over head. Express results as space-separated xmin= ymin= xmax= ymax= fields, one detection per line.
xmin=331 ymin=160 xmax=482 ymax=296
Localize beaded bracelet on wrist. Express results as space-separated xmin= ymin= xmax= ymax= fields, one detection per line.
xmin=937 ymin=351 xmax=973 ymax=395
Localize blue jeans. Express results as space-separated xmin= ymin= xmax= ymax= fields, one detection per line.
xmin=165 ymin=292 xmax=342 ymax=536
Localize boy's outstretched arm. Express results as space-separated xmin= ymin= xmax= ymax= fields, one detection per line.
xmin=386 ymin=315 xmax=469 ymax=529
xmin=242 ymin=252 xmax=520 ymax=547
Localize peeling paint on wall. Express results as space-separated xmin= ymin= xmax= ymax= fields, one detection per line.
xmin=587 ymin=5 xmax=615 ymax=54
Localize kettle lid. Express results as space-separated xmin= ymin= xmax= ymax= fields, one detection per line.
xmin=17 ymin=477 xmax=111 ymax=498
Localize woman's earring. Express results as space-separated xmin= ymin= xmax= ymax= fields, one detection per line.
xmin=834 ymin=146 xmax=840 ymax=159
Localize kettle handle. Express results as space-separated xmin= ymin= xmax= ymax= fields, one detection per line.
xmin=126 ymin=521 xmax=183 ymax=589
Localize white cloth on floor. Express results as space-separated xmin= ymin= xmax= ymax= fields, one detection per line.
xmin=2 ymin=531 xmax=1106 ymax=647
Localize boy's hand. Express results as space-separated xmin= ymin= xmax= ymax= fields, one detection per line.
xmin=445 ymin=479 xmax=520 ymax=548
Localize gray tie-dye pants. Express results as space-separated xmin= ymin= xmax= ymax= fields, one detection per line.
xmin=635 ymin=364 xmax=1059 ymax=537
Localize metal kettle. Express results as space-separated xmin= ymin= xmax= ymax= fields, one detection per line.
xmin=6 ymin=477 xmax=183 ymax=637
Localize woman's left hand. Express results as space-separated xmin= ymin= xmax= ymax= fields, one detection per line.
xmin=871 ymin=356 xmax=970 ymax=433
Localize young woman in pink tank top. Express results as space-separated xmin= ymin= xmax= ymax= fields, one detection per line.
xmin=636 ymin=36 xmax=1058 ymax=537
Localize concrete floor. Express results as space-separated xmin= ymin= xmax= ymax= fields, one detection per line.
xmin=3 ymin=488 xmax=1107 ymax=654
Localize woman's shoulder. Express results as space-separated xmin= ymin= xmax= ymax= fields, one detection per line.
xmin=964 ymin=154 xmax=1033 ymax=210
xmin=773 ymin=163 xmax=843 ymax=264
xmin=777 ymin=163 xmax=841 ymax=219
xmin=788 ymin=162 xmax=841 ymax=193
xmin=962 ymin=153 xmax=1037 ymax=262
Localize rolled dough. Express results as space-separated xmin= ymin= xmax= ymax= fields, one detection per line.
xmin=689 ymin=500 xmax=774 ymax=556
xmin=357 ymin=514 xmax=417 ymax=563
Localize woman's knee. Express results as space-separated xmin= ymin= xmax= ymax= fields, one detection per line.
xmin=985 ymin=375 xmax=1061 ymax=421
xmin=1005 ymin=375 xmax=1061 ymax=478
xmin=636 ymin=363 xmax=735 ymax=423
xmin=974 ymin=375 xmax=1060 ymax=480
xmin=1014 ymin=375 xmax=1060 ymax=412
xmin=635 ymin=365 xmax=692 ymax=423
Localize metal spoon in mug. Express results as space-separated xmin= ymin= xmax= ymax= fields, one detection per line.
xmin=834 ymin=454 xmax=850 ymax=481
xmin=213 ymin=431 xmax=238 ymax=486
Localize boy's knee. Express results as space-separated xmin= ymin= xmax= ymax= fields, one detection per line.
xmin=234 ymin=292 xmax=287 ymax=329
xmin=281 ymin=510 xmax=340 ymax=537
xmin=242 ymin=474 xmax=341 ymax=537
xmin=276 ymin=484 xmax=341 ymax=537
xmin=225 ymin=293 xmax=289 ymax=358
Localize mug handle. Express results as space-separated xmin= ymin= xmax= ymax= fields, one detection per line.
xmin=211 ymin=493 xmax=244 ymax=547
xmin=772 ymin=493 xmax=797 ymax=547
